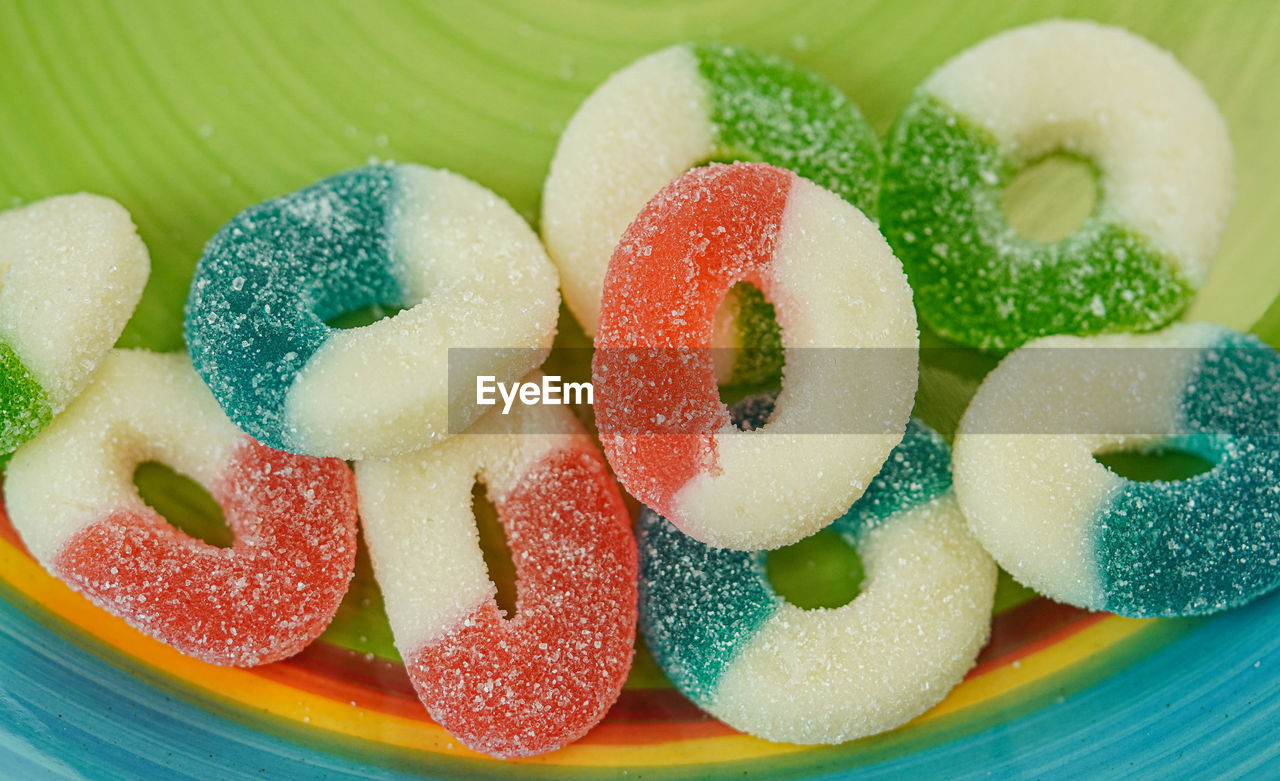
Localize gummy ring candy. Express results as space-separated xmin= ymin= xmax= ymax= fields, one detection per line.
xmin=954 ymin=323 xmax=1280 ymax=617
xmin=0 ymin=194 xmax=149 ymax=454
xmin=185 ymin=163 xmax=560 ymax=459
xmin=881 ymin=20 xmax=1233 ymax=351
xmin=355 ymin=378 xmax=637 ymax=758
xmin=3 ymin=350 xmax=359 ymax=666
xmin=640 ymin=406 xmax=996 ymax=745
xmin=543 ymin=43 xmax=881 ymax=337
xmin=593 ymin=162 xmax=918 ymax=551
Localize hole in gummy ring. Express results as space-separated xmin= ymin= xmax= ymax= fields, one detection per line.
xmin=715 ymin=282 xmax=786 ymax=409
xmin=1094 ymin=443 xmax=1218 ymax=483
xmin=133 ymin=462 xmax=233 ymax=548
xmin=1001 ymin=152 xmax=1099 ymax=244
xmin=324 ymin=302 xmax=407 ymax=330
xmin=766 ymin=527 xmax=864 ymax=610
xmin=473 ymin=479 xmax=517 ymax=620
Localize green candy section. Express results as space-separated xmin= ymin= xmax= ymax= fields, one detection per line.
xmin=693 ymin=45 xmax=885 ymax=391
xmin=718 ymin=283 xmax=785 ymax=391
xmin=0 ymin=341 xmax=52 ymax=455
xmin=881 ymin=96 xmax=1193 ymax=352
xmin=694 ymin=43 xmax=882 ymax=217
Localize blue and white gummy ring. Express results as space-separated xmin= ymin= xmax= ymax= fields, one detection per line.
xmin=954 ymin=323 xmax=1280 ymax=617
xmin=640 ymin=407 xmax=996 ymax=745
xmin=881 ymin=20 xmax=1233 ymax=351
xmin=542 ymin=43 xmax=881 ymax=337
xmin=355 ymin=379 xmax=637 ymax=758
xmin=184 ymin=163 xmax=560 ymax=459
xmin=0 ymin=194 xmax=150 ymax=454
xmin=593 ymin=162 xmax=917 ymax=551
xmin=3 ymin=350 xmax=359 ymax=666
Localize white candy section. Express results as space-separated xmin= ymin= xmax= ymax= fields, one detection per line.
xmin=355 ymin=377 xmax=588 ymax=656
xmin=284 ymin=165 xmax=560 ymax=459
xmin=712 ymin=497 xmax=996 ymax=744
xmin=953 ymin=323 xmax=1217 ymax=607
xmin=541 ymin=45 xmax=715 ymax=336
xmin=4 ymin=350 xmax=242 ymax=565
xmin=924 ymin=20 xmax=1232 ymax=285
xmin=672 ymin=179 xmax=918 ymax=550
xmin=0 ymin=194 xmax=150 ymax=405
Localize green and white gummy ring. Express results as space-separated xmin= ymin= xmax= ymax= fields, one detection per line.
xmin=881 ymin=20 xmax=1233 ymax=351
xmin=542 ymin=43 xmax=881 ymax=338
xmin=954 ymin=323 xmax=1280 ymax=617
xmin=0 ymin=195 xmax=150 ymax=454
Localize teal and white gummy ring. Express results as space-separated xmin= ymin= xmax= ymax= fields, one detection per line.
xmin=953 ymin=323 xmax=1280 ymax=617
xmin=184 ymin=163 xmax=560 ymax=459
xmin=542 ymin=43 xmax=881 ymax=339
xmin=881 ymin=20 xmax=1233 ymax=351
xmin=3 ymin=350 xmax=359 ymax=666
xmin=0 ymin=194 xmax=150 ymax=454
xmin=639 ymin=406 xmax=996 ymax=745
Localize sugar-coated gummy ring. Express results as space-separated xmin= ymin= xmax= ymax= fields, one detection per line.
xmin=954 ymin=323 xmax=1280 ymax=617
xmin=354 ymin=380 xmax=637 ymax=759
xmin=593 ymin=162 xmax=918 ymax=551
xmin=640 ymin=407 xmax=996 ymax=745
xmin=3 ymin=350 xmax=359 ymax=666
xmin=184 ymin=163 xmax=560 ymax=459
xmin=881 ymin=20 xmax=1233 ymax=351
xmin=0 ymin=194 xmax=149 ymax=454
xmin=543 ymin=43 xmax=881 ymax=337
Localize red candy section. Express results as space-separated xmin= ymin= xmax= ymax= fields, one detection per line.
xmin=405 ymin=446 xmax=638 ymax=759
xmin=592 ymin=162 xmax=792 ymax=513
xmin=53 ymin=438 xmax=358 ymax=667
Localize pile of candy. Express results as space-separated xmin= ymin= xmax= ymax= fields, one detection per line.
xmin=2 ymin=19 xmax=1276 ymax=759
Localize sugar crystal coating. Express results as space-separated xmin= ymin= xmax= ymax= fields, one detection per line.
xmin=542 ymin=43 xmax=881 ymax=337
xmin=0 ymin=194 xmax=150 ymax=453
xmin=1100 ymin=328 xmax=1280 ymax=615
xmin=3 ymin=350 xmax=358 ymax=666
xmin=593 ymin=162 xmax=917 ymax=550
xmin=694 ymin=44 xmax=880 ymax=210
xmin=186 ymin=163 xmax=559 ymax=459
xmin=640 ymin=404 xmax=995 ymax=744
xmin=355 ymin=384 xmax=637 ymax=759
xmin=881 ymin=20 xmax=1232 ymax=351
xmin=955 ymin=323 xmax=1280 ymax=617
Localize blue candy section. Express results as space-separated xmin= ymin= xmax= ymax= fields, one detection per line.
xmin=637 ymin=394 xmax=779 ymax=704
xmin=833 ymin=419 xmax=953 ymax=542
xmin=637 ymin=510 xmax=777 ymax=706
xmin=639 ymin=398 xmax=956 ymax=706
xmin=1098 ymin=328 xmax=1280 ymax=617
xmin=184 ymin=165 xmax=405 ymax=452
